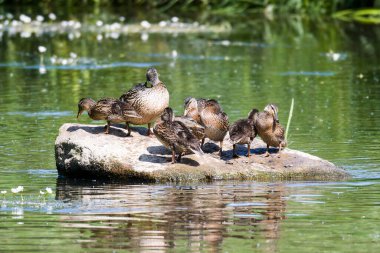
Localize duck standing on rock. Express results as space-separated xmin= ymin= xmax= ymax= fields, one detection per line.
xmin=184 ymin=97 xmax=229 ymax=157
xmin=154 ymin=107 xmax=203 ymax=163
xmin=119 ymin=68 xmax=169 ymax=136
xmin=255 ymin=104 xmax=287 ymax=157
xmin=77 ymin=97 xmax=141 ymax=134
xmin=229 ymin=108 xmax=259 ymax=158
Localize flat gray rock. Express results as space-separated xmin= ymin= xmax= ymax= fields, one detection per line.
xmin=55 ymin=123 xmax=350 ymax=182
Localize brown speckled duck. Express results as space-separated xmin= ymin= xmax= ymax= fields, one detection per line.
xmin=77 ymin=97 xmax=141 ymax=134
xmin=154 ymin=107 xmax=203 ymax=163
xmin=255 ymin=104 xmax=287 ymax=157
xmin=184 ymin=97 xmax=229 ymax=157
xmin=119 ymin=68 xmax=169 ymax=136
xmin=229 ymin=108 xmax=259 ymax=158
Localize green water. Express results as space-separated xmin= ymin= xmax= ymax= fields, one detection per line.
xmin=0 ymin=13 xmax=380 ymax=252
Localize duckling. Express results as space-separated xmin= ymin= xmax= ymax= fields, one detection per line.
xmin=153 ymin=107 xmax=203 ymax=163
xmin=120 ymin=68 xmax=169 ymax=136
xmin=183 ymin=97 xmax=206 ymax=124
xmin=255 ymin=104 xmax=287 ymax=157
xmin=77 ymin=97 xmax=141 ymax=134
xmin=229 ymin=108 xmax=259 ymax=158
xmin=184 ymin=97 xmax=229 ymax=157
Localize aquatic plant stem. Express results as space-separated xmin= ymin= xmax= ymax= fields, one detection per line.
xmin=285 ymin=98 xmax=294 ymax=141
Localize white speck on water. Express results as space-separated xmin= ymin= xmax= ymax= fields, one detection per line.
xmin=171 ymin=50 xmax=178 ymax=58
xmin=119 ymin=16 xmax=125 ymax=22
xmin=36 ymin=15 xmax=44 ymax=22
xmin=159 ymin=21 xmax=167 ymax=27
xmin=97 ymin=34 xmax=103 ymax=41
xmin=370 ymin=112 xmax=374 ymax=116
xmin=141 ymin=33 xmax=149 ymax=41
xmin=21 ymin=31 xmax=31 ymax=38
xmin=61 ymin=59 xmax=68 ymax=65
xmin=6 ymin=13 xmax=13 ymax=19
xmin=70 ymin=52 xmax=77 ymax=58
xmin=19 ymin=14 xmax=31 ymax=23
xmin=48 ymin=13 xmax=57 ymax=20
xmin=171 ymin=16 xmax=179 ymax=23
xmin=39 ymin=66 xmax=47 ymax=74
xmin=68 ymin=33 xmax=74 ymax=40
xmin=358 ymin=73 xmax=364 ymax=79
xmin=140 ymin=20 xmax=151 ymax=28
xmin=110 ymin=32 xmax=120 ymax=39
xmin=221 ymin=40 xmax=230 ymax=46
xmin=38 ymin=46 xmax=47 ymax=53
xmin=96 ymin=20 xmax=103 ymax=26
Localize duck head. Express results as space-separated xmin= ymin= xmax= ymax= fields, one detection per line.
xmin=161 ymin=107 xmax=174 ymax=122
xmin=264 ymin=104 xmax=279 ymax=123
xmin=146 ymin=67 xmax=160 ymax=86
xmin=183 ymin=97 xmax=198 ymax=116
xmin=77 ymin=98 xmax=95 ymax=118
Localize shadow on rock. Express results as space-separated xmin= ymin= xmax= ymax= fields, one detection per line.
xmin=67 ymin=124 xmax=150 ymax=138
xmin=139 ymin=154 xmax=200 ymax=167
xmin=147 ymin=145 xmax=171 ymax=155
xmin=202 ymin=142 xmax=220 ymax=153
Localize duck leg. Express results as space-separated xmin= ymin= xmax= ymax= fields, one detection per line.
xmin=219 ymin=141 xmax=223 ymax=157
xmin=125 ymin=122 xmax=131 ymax=136
xmin=176 ymin=152 xmax=184 ymax=163
xmin=277 ymin=143 xmax=282 ymax=158
xmin=246 ymin=143 xmax=251 ymax=157
xmin=264 ymin=144 xmax=270 ymax=157
xmin=232 ymin=144 xmax=239 ymax=158
xmin=104 ymin=121 xmax=111 ymax=134
xmin=201 ymin=138 xmax=205 ymax=148
xmin=171 ymin=145 xmax=176 ymax=164
xmin=147 ymin=123 xmax=154 ymax=136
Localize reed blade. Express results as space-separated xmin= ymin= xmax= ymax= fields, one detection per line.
xmin=285 ymin=98 xmax=294 ymax=141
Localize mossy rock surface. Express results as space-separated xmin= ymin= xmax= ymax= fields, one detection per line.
xmin=55 ymin=123 xmax=350 ymax=182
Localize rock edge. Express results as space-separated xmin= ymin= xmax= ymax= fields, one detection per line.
xmin=55 ymin=123 xmax=351 ymax=182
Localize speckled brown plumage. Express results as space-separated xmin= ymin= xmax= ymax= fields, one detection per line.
xmin=77 ymin=97 xmax=141 ymax=134
xmin=119 ymin=68 xmax=169 ymax=136
xmin=229 ymin=108 xmax=259 ymax=158
xmin=154 ymin=108 xmax=203 ymax=163
xmin=255 ymin=104 xmax=287 ymax=157
xmin=184 ymin=97 xmax=229 ymax=157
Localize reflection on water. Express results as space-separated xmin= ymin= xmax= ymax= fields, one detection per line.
xmin=0 ymin=10 xmax=380 ymax=253
xmin=1 ymin=179 xmax=380 ymax=252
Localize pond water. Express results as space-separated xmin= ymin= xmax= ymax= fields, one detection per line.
xmin=0 ymin=13 xmax=380 ymax=252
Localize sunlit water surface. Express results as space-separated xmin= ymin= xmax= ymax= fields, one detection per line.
xmin=0 ymin=14 xmax=380 ymax=252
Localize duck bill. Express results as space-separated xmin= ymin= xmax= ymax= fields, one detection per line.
xmin=76 ymin=110 xmax=83 ymax=119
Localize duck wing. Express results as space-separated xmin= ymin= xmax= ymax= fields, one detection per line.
xmin=229 ymin=119 xmax=254 ymax=143
xmin=119 ymin=82 xmax=148 ymax=104
xmin=90 ymin=98 xmax=115 ymax=119
xmin=172 ymin=121 xmax=202 ymax=153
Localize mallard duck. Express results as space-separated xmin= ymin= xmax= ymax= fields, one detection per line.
xmin=229 ymin=108 xmax=259 ymax=158
xmin=153 ymin=107 xmax=203 ymax=163
xmin=77 ymin=97 xmax=141 ymax=134
xmin=184 ymin=97 xmax=229 ymax=157
xmin=174 ymin=116 xmax=205 ymax=141
xmin=255 ymin=104 xmax=287 ymax=157
xmin=120 ymin=68 xmax=169 ymax=136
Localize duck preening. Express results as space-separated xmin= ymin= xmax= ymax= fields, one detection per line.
xmin=119 ymin=67 xmax=170 ymax=136
xmin=229 ymin=108 xmax=259 ymax=158
xmin=255 ymin=104 xmax=287 ymax=157
xmin=77 ymin=97 xmax=141 ymax=134
xmin=184 ymin=97 xmax=229 ymax=157
xmin=154 ymin=107 xmax=203 ymax=163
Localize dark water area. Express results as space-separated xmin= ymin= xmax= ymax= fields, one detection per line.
xmin=0 ymin=11 xmax=380 ymax=252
